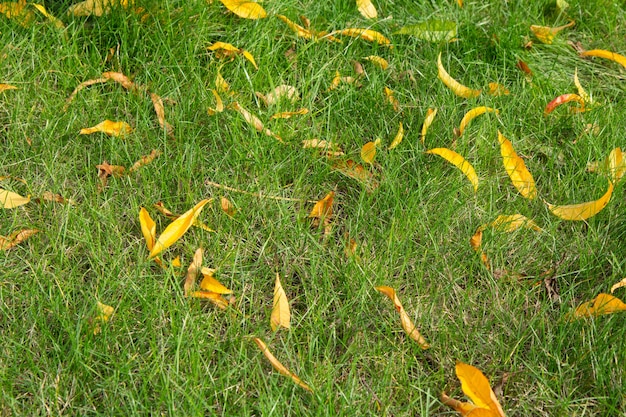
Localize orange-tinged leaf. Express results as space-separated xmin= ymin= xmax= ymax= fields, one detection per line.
xmin=190 ymin=291 xmax=229 ymax=309
xmin=184 ymin=248 xmax=203 ymax=297
xmin=149 ymin=199 xmax=211 ymax=258
xmin=544 ymin=93 xmax=585 ymax=115
xmin=610 ymin=278 xmax=626 ymax=294
xmin=388 ymin=122 xmax=404 ymax=150
xmin=516 ymin=60 xmax=532 ymax=76
xmin=441 ymin=392 xmax=487 ymax=416
xmin=530 ymin=20 xmax=574 ymax=44
xmin=574 ymin=293 xmax=626 ymax=317
xmin=270 ymin=108 xmax=309 ymax=119
xmin=302 ymin=139 xmax=344 ymax=156
xmin=309 ymin=191 xmax=334 ymax=219
xmin=79 ymin=120 xmax=132 ymax=137
xmin=0 ymin=189 xmax=30 ymax=208
xmin=220 ymin=196 xmax=236 ymax=216
xmin=458 ymin=107 xmax=499 ymax=136
xmin=139 ymin=207 xmax=156 ymax=251
xmin=487 ymin=82 xmax=510 ymax=96
xmin=361 ymin=139 xmax=380 ymax=164
xmin=171 ymin=256 xmax=181 ymax=267
xmin=498 ymin=131 xmax=536 ymax=199
xmin=334 ymin=28 xmax=391 ymax=46
xmin=546 ymin=180 xmax=613 ymax=221
xmin=150 ymin=92 xmax=174 ymax=136
xmin=375 ymin=286 xmax=429 ymax=349
xmin=456 ymin=362 xmax=506 ymax=416
xmin=437 ymin=53 xmax=481 ymax=98
xmin=580 ymin=49 xmax=626 ymax=69
xmin=129 ymin=149 xmax=161 ymax=173
xmin=199 ymin=267 xmax=232 ymax=294
xmin=102 ymin=71 xmax=137 ymax=91
xmin=218 ymin=0 xmax=266 ymax=19
xmin=256 ymin=85 xmax=299 ymax=106
xmin=332 ymin=159 xmax=379 ymax=190
xmin=420 ymin=108 xmax=437 ymax=144
xmin=384 ymin=87 xmax=400 ymax=111
xmin=271 ymin=273 xmax=291 ymax=331
xmin=0 ymin=229 xmax=39 ymax=250
xmin=364 ymin=55 xmax=388 ymax=70
xmin=0 ymin=84 xmax=17 ymax=92
xmin=356 ymin=0 xmax=377 ymax=19
xmin=252 ymin=337 xmax=313 ymax=392
xmin=93 ymin=300 xmax=114 ymax=335
xmin=426 ymin=148 xmax=479 ymax=192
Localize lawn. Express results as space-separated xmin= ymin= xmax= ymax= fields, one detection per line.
xmin=0 ymin=0 xmax=625 ymax=415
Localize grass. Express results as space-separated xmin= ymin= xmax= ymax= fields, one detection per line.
xmin=1 ymin=0 xmax=625 ymax=415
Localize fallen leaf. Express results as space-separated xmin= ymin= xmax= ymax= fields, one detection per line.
xmin=153 ymin=202 xmax=215 ymax=232
xmin=256 ymin=85 xmax=299 ymax=106
xmin=149 ymin=199 xmax=211 ymax=258
xmin=574 ymin=293 xmax=626 ymax=317
xmin=79 ymin=120 xmax=132 ymax=137
xmin=68 ymin=0 xmax=132 ymax=17
xmin=230 ymin=102 xmax=282 ymax=142
xmin=426 ymin=148 xmax=479 ymax=192
xmin=442 ymin=362 xmax=506 ymax=417
xmin=184 ymin=248 xmax=203 ymax=297
xmin=375 ymin=286 xmax=430 ymax=349
xmin=0 ymin=189 xmax=30 ymax=208
xmin=252 ymin=337 xmax=313 ymax=392
xmin=437 ymin=53 xmax=481 ymax=98
xmin=384 ymin=87 xmax=400 ymax=112
xmin=587 ymin=148 xmax=625 ymax=184
xmin=219 ymin=0 xmax=266 ymax=19
xmin=546 ymin=180 xmax=613 ymax=221
xmin=332 ymin=159 xmax=379 ymax=190
xmin=364 ymin=55 xmax=388 ymax=70
xmin=333 ymin=28 xmax=391 ymax=46
xmin=199 ymin=267 xmax=232 ymax=294
xmin=271 ymin=273 xmax=291 ymax=331
xmin=215 ymin=71 xmax=230 ymax=94
xmin=0 ymin=229 xmax=39 ymax=250
xmin=498 ymin=131 xmax=536 ymax=199
xmin=573 ymin=68 xmax=591 ymax=103
xmin=611 ymin=278 xmax=626 ymax=294
xmin=302 ymin=139 xmax=344 ymax=156
xmin=270 ymin=108 xmax=309 ymax=119
xmin=92 ymin=301 xmax=115 ymax=335
xmin=0 ymin=84 xmax=17 ymax=92
xmin=31 ymin=3 xmax=65 ymax=28
xmin=40 ymin=191 xmax=75 ymax=205
xmin=0 ymin=0 xmax=35 ymax=26
xmin=276 ymin=14 xmax=338 ymax=42
xmin=128 ymin=149 xmax=161 ymax=173
xmin=309 ymin=191 xmax=334 ymax=220
xmin=516 ymin=60 xmax=533 ymax=76
xmin=544 ymin=93 xmax=585 ymax=115
xmin=207 ymin=89 xmax=225 ymax=116
xmin=190 ymin=291 xmax=230 ymax=309
xmin=487 ymin=82 xmax=510 ymax=96
xmin=420 ymin=108 xmax=437 ymax=144
xmin=150 ymin=93 xmax=174 ymax=137
xmin=361 ymin=139 xmax=380 ymax=165
xmin=530 ymin=20 xmax=574 ymax=44
xmin=394 ymin=20 xmax=457 ymax=43
xmin=489 ymin=214 xmax=542 ymax=233
xmin=96 ymin=161 xmax=125 ymax=190
xmin=356 ymin=0 xmax=377 ymax=19
xmin=388 ymin=122 xmax=404 ymax=150
xmin=580 ymin=49 xmax=626 ymax=69
xmin=241 ymin=50 xmax=258 ymax=69
xmin=458 ymin=107 xmax=499 ymax=136
xmin=139 ymin=207 xmax=156 ymax=251
xmin=328 ymin=71 xmax=360 ymax=91
xmin=220 ymin=196 xmax=236 ymax=216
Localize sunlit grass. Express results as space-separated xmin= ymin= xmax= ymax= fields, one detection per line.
xmin=0 ymin=0 xmax=625 ymax=415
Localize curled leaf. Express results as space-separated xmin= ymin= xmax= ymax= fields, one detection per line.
xmin=546 ymin=180 xmax=613 ymax=221
xmin=587 ymin=148 xmax=625 ymax=184
xmin=573 ymin=68 xmax=591 ymax=103
xmin=309 ymin=191 xmax=334 ymax=220
xmin=333 ymin=28 xmax=391 ymax=46
xmin=364 ymin=55 xmax=388 ymax=70
xmin=388 ymin=122 xmax=404 ymax=150
xmin=207 ymin=89 xmax=225 ymax=116
xmin=184 ymin=248 xmax=203 ymax=297
xmin=199 ymin=268 xmax=232 ymax=294
xmin=256 ymin=85 xmax=299 ymax=106
xmin=79 ymin=120 xmax=132 ymax=137
xmin=574 ymin=293 xmax=626 ymax=317
xmin=420 ymin=108 xmax=437 ymax=144
xmin=271 ymin=273 xmax=291 ymax=331
xmin=437 ymin=53 xmax=481 ymax=98
xmin=498 ymin=131 xmax=536 ymax=199
xmin=252 ymin=337 xmax=313 ymax=392
xmin=219 ymin=0 xmax=266 ymax=19
xmin=544 ymin=93 xmax=585 ymax=115
xmin=0 ymin=229 xmax=39 ymax=250
xmin=129 ymin=149 xmax=161 ymax=173
xmin=426 ymin=148 xmax=479 ymax=192
xmin=458 ymin=107 xmax=499 ymax=136
xmin=580 ymin=49 xmax=626 ymax=69
xmin=150 ymin=92 xmax=174 ymax=136
xmin=375 ymin=286 xmax=429 ymax=349
xmin=610 ymin=278 xmax=626 ymax=294
xmin=270 ymin=108 xmax=309 ymax=119
xmin=139 ymin=207 xmax=156 ymax=251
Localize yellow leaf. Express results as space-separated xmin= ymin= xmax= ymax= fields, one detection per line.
xmin=171 ymin=256 xmax=181 ymax=267
xmin=361 ymin=140 xmax=379 ymax=164
xmin=441 ymin=392 xmax=489 ymax=417
xmin=546 ymin=180 xmax=613 ymax=221
xmin=150 ymin=92 xmax=174 ymax=137
xmin=153 ymin=202 xmax=215 ymax=232
xmin=498 ymin=131 xmax=536 ymax=199
xmin=489 ymin=214 xmax=542 ymax=233
xmin=302 ymin=139 xmax=344 ymax=156
xmin=190 ymin=291 xmax=230 ymax=309
xmin=0 ymin=84 xmax=17 ymax=92
xmin=149 ymin=199 xmax=211 ymax=258
xmin=40 ymin=191 xmax=75 ymax=205
xmin=587 ymin=148 xmax=624 ymax=184
xmin=0 ymin=189 xmax=30 ymax=208
xmin=68 ymin=0 xmax=132 ymax=17
xmin=184 ymin=248 xmax=203 ymax=297
xmin=93 ymin=301 xmax=114 ymax=335
xmin=364 ymin=55 xmax=388 ymax=70
xmin=220 ymin=196 xmax=237 ymax=216
xmin=255 ymin=85 xmax=299 ymax=106
xmin=139 ymin=207 xmax=156 ymax=251
xmin=276 ymin=14 xmax=315 ymax=40
xmin=332 ymin=159 xmax=379 ymax=190
xmin=31 ymin=3 xmax=65 ymax=28
xmin=218 ymin=0 xmax=266 ymax=19
xmin=252 ymin=337 xmax=313 ymax=392
xmin=79 ymin=120 xmax=132 ymax=137
xmin=270 ymin=108 xmax=309 ymax=119
xmin=530 ymin=20 xmax=574 ymax=44
xmin=207 ymin=89 xmax=225 ymax=115
xmin=215 ymin=71 xmax=230 ymax=94
xmin=580 ymin=49 xmax=626 ymax=69
xmin=128 ymin=149 xmax=161 ymax=173
xmin=356 ymin=0 xmax=377 ymax=19
xmin=426 ymin=148 xmax=479 ymax=192
xmin=487 ymin=82 xmax=510 ymax=96
xmin=384 ymin=86 xmax=400 ymax=111
xmin=0 ymin=0 xmax=35 ymax=26
xmin=230 ymin=102 xmax=282 ymax=142
xmin=333 ymin=28 xmax=391 ymax=46
xmin=574 ymin=293 xmax=626 ymax=317
xmin=573 ymin=68 xmax=591 ymax=103
xmin=458 ymin=107 xmax=499 ymax=136
xmin=388 ymin=122 xmax=404 ymax=150
xmin=437 ymin=53 xmax=481 ymax=98
xmin=455 ymin=362 xmax=506 ymax=416
xmin=208 ymin=41 xmax=240 ymax=53
xmin=199 ymin=267 xmax=232 ymax=294
xmin=271 ymin=273 xmax=291 ymax=331
xmin=610 ymin=278 xmax=626 ymax=294
xmin=241 ymin=50 xmax=258 ymax=69
xmin=375 ymin=286 xmax=429 ymax=349
xmin=544 ymin=93 xmax=585 ymax=115
xmin=309 ymin=191 xmax=334 ymax=219
xmin=0 ymin=229 xmax=39 ymax=250
xmin=420 ymin=108 xmax=437 ymax=144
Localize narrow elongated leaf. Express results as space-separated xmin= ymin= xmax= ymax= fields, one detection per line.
xmin=574 ymin=293 xmax=626 ymax=317
xmin=149 ymin=199 xmax=211 ymax=258
xmin=150 ymin=92 xmax=174 ymax=136
xmin=271 ymin=273 xmax=291 ymax=331
xmin=384 ymin=87 xmax=400 ymax=111
xmin=544 ymin=93 xmax=585 ymax=115
xmin=426 ymin=148 xmax=478 ymax=192
xmin=356 ymin=0 xmax=377 ymax=19
xmin=79 ymin=120 xmax=132 ymax=137
xmin=68 ymin=0 xmax=131 ymax=17
xmin=395 ymin=20 xmax=457 ymax=42
xmin=611 ymin=278 xmax=626 ymax=294
xmin=0 ymin=189 xmax=30 ymax=208
xmin=128 ymin=149 xmax=161 ymax=173
xmin=546 ymin=180 xmax=613 ymax=221
xmin=437 ymin=53 xmax=481 ymax=98
xmin=530 ymin=20 xmax=574 ymax=44
xmin=420 ymin=108 xmax=437 ymax=144
xmin=31 ymin=3 xmax=65 ymax=28
xmin=0 ymin=229 xmax=39 ymax=250
xmin=252 ymin=337 xmax=313 ymax=392
xmin=230 ymin=102 xmax=282 ymax=142
xmin=498 ymin=131 xmax=536 ymax=199
xmin=270 ymin=108 xmax=309 ymax=119
xmin=219 ymin=0 xmax=266 ymax=19
xmin=332 ymin=159 xmax=379 ymax=190
xmin=388 ymin=122 xmax=404 ymax=150
xmin=333 ymin=28 xmax=391 ymax=46
xmin=364 ymin=55 xmax=388 ymax=70
xmin=0 ymin=84 xmax=17 ymax=92
xmin=184 ymin=248 xmax=203 ymax=297
xmin=580 ymin=49 xmax=626 ymax=69
xmin=459 ymin=107 xmax=499 ymax=136
xmin=573 ymin=68 xmax=591 ymax=103
xmin=139 ymin=207 xmax=156 ymax=251
xmin=375 ymin=286 xmax=430 ymax=349
xmin=456 ymin=362 xmax=506 ymax=416
xmin=190 ymin=291 xmax=229 ymax=309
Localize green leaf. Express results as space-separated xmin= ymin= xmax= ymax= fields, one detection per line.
xmin=394 ymin=20 xmax=457 ymax=42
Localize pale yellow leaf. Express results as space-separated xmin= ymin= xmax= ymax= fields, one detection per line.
xmin=252 ymin=337 xmax=313 ymax=392
xmin=546 ymin=180 xmax=613 ymax=221
xmin=611 ymin=278 xmax=626 ymax=294
xmin=420 ymin=108 xmax=437 ymax=144
xmin=93 ymin=300 xmax=114 ymax=335
xmin=574 ymin=293 xmax=626 ymax=317
xmin=498 ymin=131 xmax=536 ymax=199
xmin=31 ymin=3 xmax=65 ymax=28
xmin=490 ymin=214 xmax=542 ymax=233
xmin=437 ymin=53 xmax=481 ymax=98
xmin=271 ymin=273 xmax=291 ymax=331
xmin=388 ymin=122 xmax=404 ymax=150
xmin=270 ymin=108 xmax=309 ymax=119
xmin=255 ymin=85 xmax=299 ymax=106
xmin=426 ymin=148 xmax=479 ymax=192
xmin=487 ymin=82 xmax=510 ymax=96
xmin=530 ymin=20 xmax=574 ymax=44
xmin=573 ymin=68 xmax=591 ymax=103
xmin=215 ymin=71 xmax=230 ymax=93
xmin=458 ymin=107 xmax=499 ymax=136
xmin=230 ymin=102 xmax=282 ymax=142
xmin=0 ymin=84 xmax=17 ymax=92
xmin=356 ymin=0 xmax=377 ymax=19
xmin=384 ymin=86 xmax=400 ymax=112
xmin=207 ymin=89 xmax=224 ymax=115
xmin=219 ymin=0 xmax=266 ymax=19
xmin=375 ymin=286 xmax=429 ymax=349
xmin=587 ymin=148 xmax=624 ymax=184
xmin=79 ymin=120 xmax=132 ymax=137
xmin=0 ymin=189 xmax=30 ymax=208
xmin=68 ymin=0 xmax=131 ymax=17
xmin=149 ymin=199 xmax=211 ymax=258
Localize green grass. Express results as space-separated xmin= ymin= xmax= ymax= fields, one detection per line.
xmin=1 ymin=0 xmax=625 ymax=415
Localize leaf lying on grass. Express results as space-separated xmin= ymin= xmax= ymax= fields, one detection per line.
xmin=0 ymin=84 xmax=17 ymax=92
xmin=420 ymin=108 xmax=437 ymax=144
xmin=128 ymin=149 xmax=161 ymax=173
xmin=587 ymin=147 xmax=624 ymax=184
xmin=68 ymin=0 xmax=132 ymax=17
xmin=361 ymin=139 xmax=380 ymax=164
xmin=0 ymin=189 xmax=30 ymax=208
xmin=252 ymin=337 xmax=313 ymax=392
xmin=0 ymin=229 xmax=39 ymax=250
xmin=364 ymin=55 xmax=388 ymax=70
xmin=580 ymin=49 xmax=626 ymax=69
xmin=442 ymin=362 xmax=506 ymax=417
xmin=458 ymin=107 xmax=499 ymax=136
xmin=183 ymin=248 xmax=203 ymax=297
xmin=270 ymin=108 xmax=309 ymax=119
xmin=79 ymin=120 xmax=133 ymax=137
xmin=546 ymin=180 xmax=613 ymax=221
xmin=610 ymin=278 xmax=626 ymax=294
xmin=230 ymin=102 xmax=282 ymax=142
xmin=332 ymin=159 xmax=379 ymax=191
xmin=530 ymin=20 xmax=574 ymax=44
xmin=92 ymin=301 xmax=114 ymax=335
xmin=356 ymin=0 xmax=377 ymax=19
xmin=395 ymin=20 xmax=457 ymax=43
xmin=219 ymin=0 xmax=266 ymax=19
xmin=255 ymin=85 xmax=299 ymax=106
xmin=498 ymin=131 xmax=536 ymax=199
xmin=332 ymin=28 xmax=391 ymax=46
xmin=573 ymin=293 xmax=626 ymax=318
xmin=426 ymin=148 xmax=479 ymax=192
xmin=271 ymin=273 xmax=290 ymax=331
xmin=488 ymin=82 xmax=510 ymax=96
xmin=544 ymin=93 xmax=585 ymax=115
xmin=375 ymin=286 xmax=430 ymax=349
xmin=388 ymin=122 xmax=404 ymax=150
xmin=437 ymin=53 xmax=481 ymax=98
